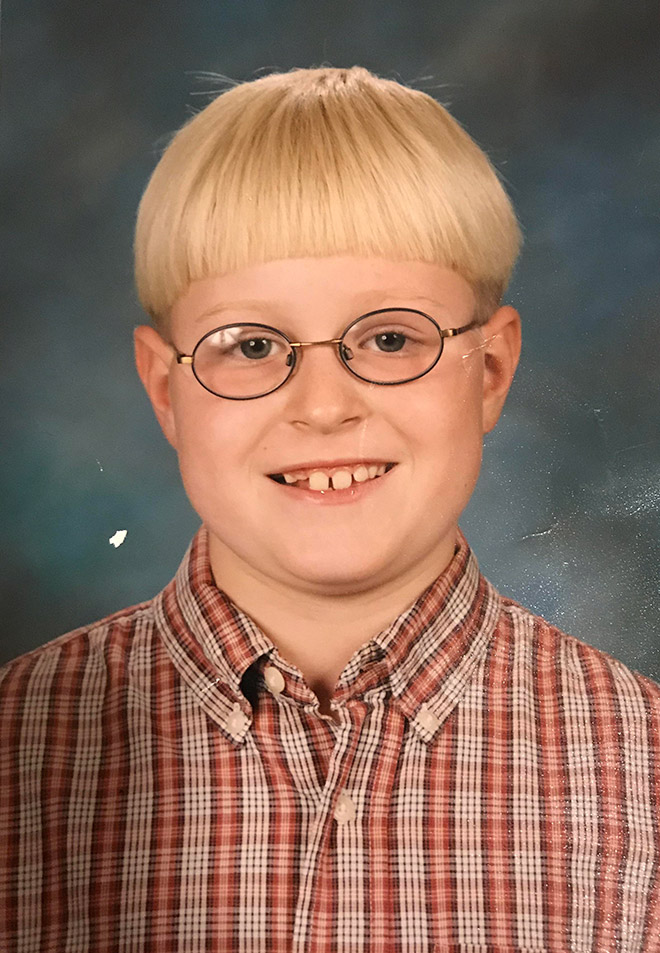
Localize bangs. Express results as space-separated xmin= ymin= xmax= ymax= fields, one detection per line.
xmin=135 ymin=67 xmax=521 ymax=328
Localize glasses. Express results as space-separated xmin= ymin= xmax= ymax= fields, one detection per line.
xmin=173 ymin=308 xmax=478 ymax=400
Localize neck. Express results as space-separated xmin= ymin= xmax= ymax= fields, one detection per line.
xmin=207 ymin=533 xmax=457 ymax=712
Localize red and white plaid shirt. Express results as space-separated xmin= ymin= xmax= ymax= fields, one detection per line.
xmin=1 ymin=526 xmax=659 ymax=952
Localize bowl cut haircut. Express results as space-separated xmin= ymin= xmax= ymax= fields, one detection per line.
xmin=134 ymin=66 xmax=522 ymax=330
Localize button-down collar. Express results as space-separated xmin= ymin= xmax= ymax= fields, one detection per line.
xmin=154 ymin=525 xmax=501 ymax=745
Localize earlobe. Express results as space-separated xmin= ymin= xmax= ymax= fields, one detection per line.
xmin=133 ymin=324 xmax=179 ymax=448
xmin=480 ymin=306 xmax=522 ymax=434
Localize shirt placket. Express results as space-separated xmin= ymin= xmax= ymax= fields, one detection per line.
xmin=291 ymin=699 xmax=369 ymax=953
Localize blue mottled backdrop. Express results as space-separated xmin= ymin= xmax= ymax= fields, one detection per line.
xmin=1 ymin=0 xmax=659 ymax=675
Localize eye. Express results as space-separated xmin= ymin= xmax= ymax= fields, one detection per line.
xmin=204 ymin=327 xmax=288 ymax=362
xmin=238 ymin=337 xmax=275 ymax=360
xmin=358 ymin=326 xmax=423 ymax=355
xmin=369 ymin=331 xmax=407 ymax=353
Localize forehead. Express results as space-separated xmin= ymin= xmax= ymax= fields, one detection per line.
xmin=168 ymin=257 xmax=476 ymax=339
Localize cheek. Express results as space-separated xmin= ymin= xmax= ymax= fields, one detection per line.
xmin=405 ymin=365 xmax=484 ymax=500
xmin=169 ymin=387 xmax=247 ymax=490
xmin=405 ymin=358 xmax=484 ymax=446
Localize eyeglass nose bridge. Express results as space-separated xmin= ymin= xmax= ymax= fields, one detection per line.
xmin=284 ymin=337 xmax=351 ymax=368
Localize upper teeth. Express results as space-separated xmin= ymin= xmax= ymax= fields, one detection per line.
xmin=281 ymin=464 xmax=389 ymax=491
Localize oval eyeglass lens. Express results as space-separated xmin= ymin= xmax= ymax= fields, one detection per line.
xmin=194 ymin=326 xmax=291 ymax=397
xmin=343 ymin=311 xmax=442 ymax=382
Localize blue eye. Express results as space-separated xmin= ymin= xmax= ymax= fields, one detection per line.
xmin=239 ymin=338 xmax=274 ymax=360
xmin=372 ymin=331 xmax=406 ymax=353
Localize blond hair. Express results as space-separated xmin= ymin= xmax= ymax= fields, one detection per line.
xmin=135 ymin=66 xmax=521 ymax=329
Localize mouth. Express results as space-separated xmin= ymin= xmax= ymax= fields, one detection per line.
xmin=267 ymin=462 xmax=398 ymax=492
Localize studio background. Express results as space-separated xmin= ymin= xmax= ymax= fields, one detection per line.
xmin=1 ymin=0 xmax=659 ymax=675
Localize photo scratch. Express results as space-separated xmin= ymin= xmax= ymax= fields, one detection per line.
xmin=612 ymin=439 xmax=658 ymax=457
xmin=520 ymin=520 xmax=561 ymax=541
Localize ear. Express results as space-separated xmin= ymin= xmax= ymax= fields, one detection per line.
xmin=134 ymin=324 xmax=179 ymax=448
xmin=479 ymin=305 xmax=521 ymax=434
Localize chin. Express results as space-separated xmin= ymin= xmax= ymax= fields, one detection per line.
xmin=281 ymin=548 xmax=400 ymax=593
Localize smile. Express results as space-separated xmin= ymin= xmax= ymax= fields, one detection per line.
xmin=268 ymin=462 xmax=397 ymax=492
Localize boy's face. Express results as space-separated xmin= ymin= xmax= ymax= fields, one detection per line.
xmin=135 ymin=257 xmax=520 ymax=597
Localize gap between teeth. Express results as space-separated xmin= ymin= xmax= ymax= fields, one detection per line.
xmin=282 ymin=464 xmax=390 ymax=491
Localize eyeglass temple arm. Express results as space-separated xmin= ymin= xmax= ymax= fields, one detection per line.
xmin=440 ymin=320 xmax=479 ymax=338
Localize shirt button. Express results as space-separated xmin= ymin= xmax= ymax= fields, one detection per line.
xmin=334 ymin=793 xmax=357 ymax=824
xmin=226 ymin=703 xmax=249 ymax=736
xmin=417 ymin=704 xmax=440 ymax=733
xmin=263 ymin=665 xmax=286 ymax=695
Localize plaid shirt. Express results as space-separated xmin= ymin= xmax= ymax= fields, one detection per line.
xmin=1 ymin=527 xmax=659 ymax=953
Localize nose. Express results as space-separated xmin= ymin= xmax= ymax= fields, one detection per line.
xmin=283 ymin=341 xmax=369 ymax=432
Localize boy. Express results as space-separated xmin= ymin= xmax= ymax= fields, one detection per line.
xmin=1 ymin=66 xmax=659 ymax=952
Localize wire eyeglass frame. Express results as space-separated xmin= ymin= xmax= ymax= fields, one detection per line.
xmin=172 ymin=307 xmax=479 ymax=400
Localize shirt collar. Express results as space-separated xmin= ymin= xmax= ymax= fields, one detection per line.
xmin=365 ymin=529 xmax=501 ymax=740
xmin=154 ymin=525 xmax=501 ymax=745
xmin=154 ymin=527 xmax=275 ymax=741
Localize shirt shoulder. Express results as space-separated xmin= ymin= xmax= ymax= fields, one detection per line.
xmin=0 ymin=597 xmax=158 ymax=696
xmin=496 ymin=590 xmax=660 ymax=711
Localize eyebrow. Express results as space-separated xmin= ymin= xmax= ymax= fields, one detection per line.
xmin=195 ymin=291 xmax=451 ymax=323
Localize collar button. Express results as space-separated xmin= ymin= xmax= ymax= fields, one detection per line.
xmin=226 ymin=702 xmax=249 ymax=737
xmin=416 ymin=704 xmax=440 ymax=733
xmin=263 ymin=664 xmax=286 ymax=695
